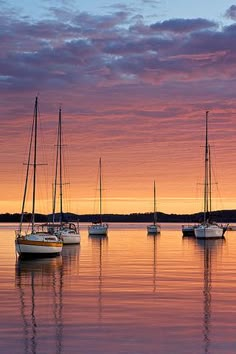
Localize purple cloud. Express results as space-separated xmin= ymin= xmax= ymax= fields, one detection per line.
xmin=150 ymin=18 xmax=218 ymax=33
xmin=0 ymin=6 xmax=235 ymax=96
xmin=225 ymin=5 xmax=236 ymax=20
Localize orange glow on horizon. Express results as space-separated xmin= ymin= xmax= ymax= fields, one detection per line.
xmin=1 ymin=111 xmax=236 ymax=217
xmin=1 ymin=195 xmax=236 ymax=215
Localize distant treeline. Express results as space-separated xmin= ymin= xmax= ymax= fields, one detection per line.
xmin=1 ymin=210 xmax=236 ymax=223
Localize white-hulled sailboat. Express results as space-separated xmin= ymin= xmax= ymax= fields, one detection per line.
xmin=194 ymin=111 xmax=225 ymax=239
xmin=15 ymin=97 xmax=63 ymax=257
xmin=88 ymin=158 xmax=108 ymax=236
xmin=49 ymin=107 xmax=80 ymax=245
xmin=147 ymin=180 xmax=161 ymax=234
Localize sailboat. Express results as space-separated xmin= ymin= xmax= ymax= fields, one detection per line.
xmin=88 ymin=158 xmax=108 ymax=236
xmin=15 ymin=97 xmax=63 ymax=257
xmin=49 ymin=107 xmax=80 ymax=245
xmin=194 ymin=111 xmax=225 ymax=239
xmin=147 ymin=180 xmax=161 ymax=234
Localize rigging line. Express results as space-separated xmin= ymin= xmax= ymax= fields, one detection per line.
xmin=92 ymin=162 xmax=100 ymax=215
xmin=37 ymin=99 xmax=50 ymax=215
xmin=19 ymin=100 xmax=35 ymax=233
xmin=211 ymin=164 xmax=224 ymax=210
xmin=209 ymin=142 xmax=225 ymax=211
xmin=52 ymin=113 xmax=60 ymax=222
xmin=60 ymin=108 xmax=71 ymax=216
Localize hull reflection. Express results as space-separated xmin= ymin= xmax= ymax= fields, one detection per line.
xmin=16 ymin=257 xmax=63 ymax=354
xmin=89 ymin=235 xmax=108 ymax=321
xmin=15 ymin=244 xmax=80 ymax=354
xmin=196 ymin=238 xmax=225 ymax=354
xmin=147 ymin=233 xmax=160 ymax=293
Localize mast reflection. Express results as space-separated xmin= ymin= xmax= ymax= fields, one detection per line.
xmin=196 ymin=238 xmax=225 ymax=354
xmin=16 ymin=257 xmax=63 ymax=354
xmin=147 ymin=233 xmax=160 ymax=293
xmin=89 ymin=235 xmax=108 ymax=321
xmin=15 ymin=245 xmax=80 ymax=354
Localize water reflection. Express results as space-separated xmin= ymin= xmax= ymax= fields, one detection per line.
xmin=15 ymin=245 xmax=80 ymax=354
xmin=62 ymin=244 xmax=80 ymax=275
xmin=196 ymin=238 xmax=225 ymax=354
xmin=147 ymin=234 xmax=160 ymax=293
xmin=89 ymin=235 xmax=108 ymax=321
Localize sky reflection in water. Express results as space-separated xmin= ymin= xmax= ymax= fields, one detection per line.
xmin=0 ymin=223 xmax=236 ymax=353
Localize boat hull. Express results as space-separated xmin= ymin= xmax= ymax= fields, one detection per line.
xmin=182 ymin=225 xmax=196 ymax=236
xmin=194 ymin=224 xmax=224 ymax=239
xmin=47 ymin=223 xmax=80 ymax=245
xmin=15 ymin=234 xmax=63 ymax=257
xmin=227 ymin=225 xmax=236 ymax=231
xmin=147 ymin=224 xmax=161 ymax=234
xmin=88 ymin=224 xmax=108 ymax=236
xmin=59 ymin=234 xmax=80 ymax=245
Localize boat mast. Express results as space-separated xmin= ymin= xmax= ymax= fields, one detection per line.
xmin=19 ymin=98 xmax=36 ymax=233
xmin=204 ymin=111 xmax=209 ymax=224
xmin=99 ymin=157 xmax=102 ymax=224
xmin=52 ymin=107 xmax=63 ymax=224
xmin=52 ymin=108 xmax=60 ymax=223
xmin=31 ymin=97 xmax=38 ymax=232
xmin=153 ymin=180 xmax=157 ymax=225
xmin=59 ymin=107 xmax=63 ymax=223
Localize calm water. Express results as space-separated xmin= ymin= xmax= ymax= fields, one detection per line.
xmin=0 ymin=223 xmax=236 ymax=354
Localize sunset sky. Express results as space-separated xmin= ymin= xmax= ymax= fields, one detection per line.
xmin=1 ymin=0 xmax=236 ymax=215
